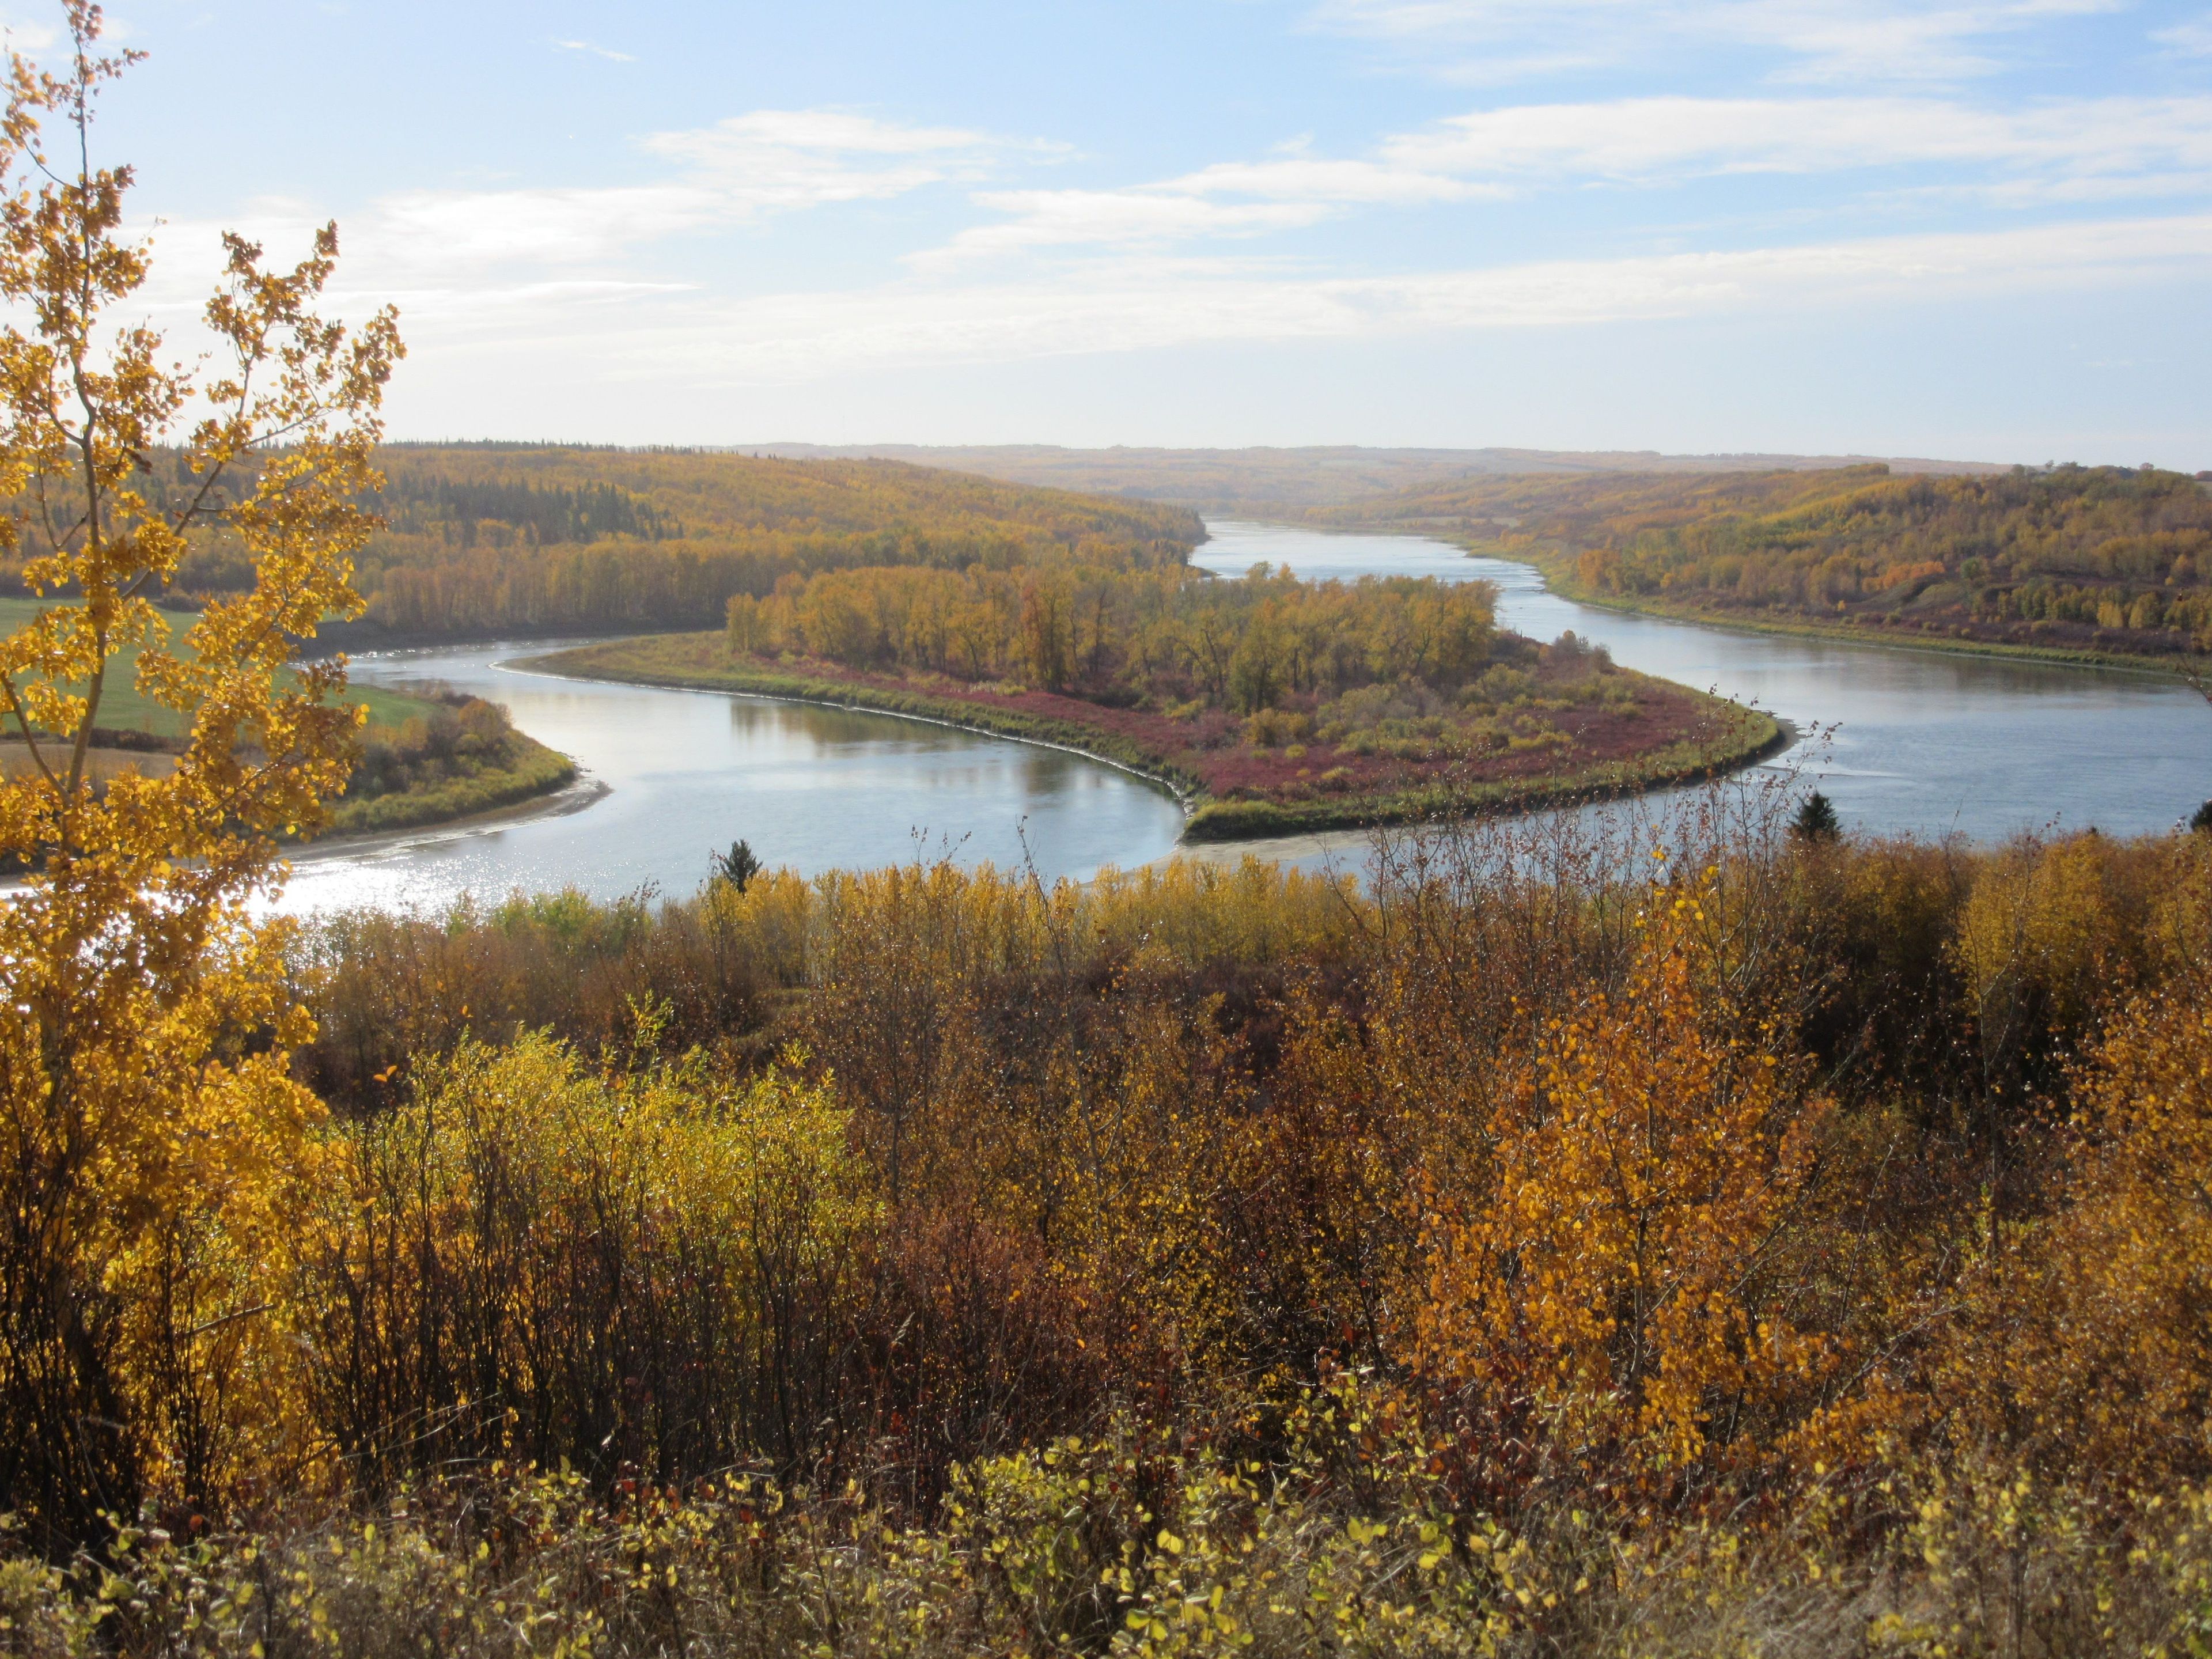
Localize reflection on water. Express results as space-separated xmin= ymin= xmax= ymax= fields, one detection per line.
xmin=278 ymin=650 xmax=1188 ymax=915
xmin=279 ymin=518 xmax=2210 ymax=914
xmin=1194 ymin=520 xmax=2210 ymax=844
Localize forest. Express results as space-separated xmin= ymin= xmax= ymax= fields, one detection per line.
xmin=1311 ymin=463 xmax=2212 ymax=662
xmin=550 ymin=559 xmax=1773 ymax=838
xmin=1 ymin=445 xmax=1207 ymax=641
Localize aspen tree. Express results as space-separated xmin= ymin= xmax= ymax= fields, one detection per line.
xmin=0 ymin=2 xmax=400 ymax=1541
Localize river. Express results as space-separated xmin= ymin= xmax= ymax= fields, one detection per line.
xmin=276 ymin=518 xmax=2210 ymax=913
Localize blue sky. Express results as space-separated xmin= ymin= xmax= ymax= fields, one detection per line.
xmin=29 ymin=0 xmax=2212 ymax=463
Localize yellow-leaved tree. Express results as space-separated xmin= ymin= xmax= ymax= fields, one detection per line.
xmin=0 ymin=3 xmax=399 ymax=1544
xmin=1415 ymin=885 xmax=1835 ymax=1512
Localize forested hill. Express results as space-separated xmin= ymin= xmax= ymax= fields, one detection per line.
xmin=753 ymin=442 xmax=2005 ymax=512
xmin=1313 ymin=463 xmax=2212 ymax=661
xmin=59 ymin=445 xmax=1203 ymax=642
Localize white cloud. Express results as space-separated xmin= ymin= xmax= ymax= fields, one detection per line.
xmin=921 ymin=190 xmax=1331 ymax=265
xmin=918 ymin=94 xmax=2212 ymax=267
xmin=917 ymin=147 xmax=1496 ymax=266
xmin=1308 ymin=0 xmax=2124 ymax=84
xmin=2156 ymin=12 xmax=2212 ymax=54
xmin=643 ymin=110 xmax=1005 ymax=167
xmin=1390 ymin=95 xmax=2212 ymax=183
xmin=260 ymin=110 xmax=1037 ymax=278
xmin=357 ymin=212 xmax=2212 ymax=387
xmin=352 ymin=187 xmax=719 ymax=270
xmin=552 ymin=38 xmax=635 ymax=63
xmin=0 ymin=13 xmax=60 ymax=50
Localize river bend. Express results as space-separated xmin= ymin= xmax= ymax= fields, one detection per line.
xmin=275 ymin=518 xmax=2209 ymax=912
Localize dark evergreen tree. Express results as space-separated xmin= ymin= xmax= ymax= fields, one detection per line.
xmin=711 ymin=838 xmax=763 ymax=892
xmin=1791 ymin=790 xmax=1842 ymax=843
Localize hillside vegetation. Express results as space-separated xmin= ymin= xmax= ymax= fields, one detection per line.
xmin=756 ymin=442 xmax=2004 ymax=512
xmin=54 ymin=445 xmax=1205 ymax=640
xmin=1311 ymin=463 xmax=2212 ymax=662
xmin=13 ymin=808 xmax=2212 ymax=1654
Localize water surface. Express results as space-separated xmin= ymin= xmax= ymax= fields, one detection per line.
xmin=1195 ymin=520 xmax=2208 ymax=844
xmin=281 ymin=519 xmax=2210 ymax=912
xmin=282 ymin=647 xmax=1188 ymax=914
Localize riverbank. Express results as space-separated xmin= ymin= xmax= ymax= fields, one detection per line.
xmin=296 ymin=767 xmax=609 ymax=859
xmin=325 ymin=726 xmax=579 ymax=835
xmin=529 ymin=632 xmax=1783 ymax=842
xmin=1362 ymin=530 xmax=2212 ymax=678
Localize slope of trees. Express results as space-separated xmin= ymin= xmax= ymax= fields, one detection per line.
xmin=755 ymin=442 xmax=2003 ymax=510
xmin=1315 ymin=463 xmax=2212 ymax=659
xmin=150 ymin=446 xmax=1207 ymax=638
xmin=4 ymin=446 xmax=1205 ymax=639
xmin=11 ymin=808 xmax=2212 ymax=1653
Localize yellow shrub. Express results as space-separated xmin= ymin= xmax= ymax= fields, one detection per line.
xmin=286 ymin=1032 xmax=877 ymax=1484
xmin=1417 ymin=889 xmax=1834 ymax=1495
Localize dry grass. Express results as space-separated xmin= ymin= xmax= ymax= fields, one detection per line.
xmin=0 ymin=738 xmax=175 ymax=784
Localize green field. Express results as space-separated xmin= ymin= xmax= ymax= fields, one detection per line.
xmin=0 ymin=597 xmax=436 ymax=737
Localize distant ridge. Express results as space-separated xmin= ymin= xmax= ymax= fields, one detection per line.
xmin=739 ymin=444 xmax=2012 ymax=512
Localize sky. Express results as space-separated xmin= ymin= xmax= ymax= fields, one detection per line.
xmin=16 ymin=0 xmax=2212 ymax=464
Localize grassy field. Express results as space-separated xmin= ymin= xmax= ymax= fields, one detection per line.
xmin=0 ymin=597 xmax=577 ymax=836
xmin=0 ymin=597 xmax=437 ymax=736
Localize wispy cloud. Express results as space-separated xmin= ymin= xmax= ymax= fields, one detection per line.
xmin=391 ymin=212 xmax=2212 ymax=387
xmin=1390 ymin=95 xmax=2212 ymax=184
xmin=919 ymin=94 xmax=2212 ymax=266
xmin=0 ymin=12 xmax=62 ymax=50
xmin=132 ymin=206 xmax=2212 ymax=400
xmin=2156 ymin=12 xmax=2212 ymax=54
xmin=1306 ymin=0 xmax=2124 ymax=84
xmin=273 ymin=110 xmax=1043 ymax=276
xmin=552 ymin=38 xmax=635 ymax=63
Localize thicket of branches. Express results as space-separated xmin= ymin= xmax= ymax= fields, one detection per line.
xmin=726 ymin=559 xmax=1499 ymax=709
xmin=6 ymin=794 xmax=2207 ymax=1653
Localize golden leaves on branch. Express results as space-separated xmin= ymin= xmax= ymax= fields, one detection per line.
xmin=1416 ymin=884 xmax=1835 ymax=1501
xmin=0 ymin=0 xmax=400 ymax=1541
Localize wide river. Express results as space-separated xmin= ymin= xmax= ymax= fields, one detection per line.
xmin=279 ymin=518 xmax=2211 ymax=913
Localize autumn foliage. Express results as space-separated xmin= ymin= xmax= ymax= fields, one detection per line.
xmin=0 ymin=3 xmax=399 ymax=1543
xmin=6 ymin=13 xmax=2212 ymax=1657
xmin=1313 ymin=461 xmax=2212 ymax=659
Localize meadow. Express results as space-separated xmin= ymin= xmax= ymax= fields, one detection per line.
xmin=0 ymin=597 xmax=431 ymax=736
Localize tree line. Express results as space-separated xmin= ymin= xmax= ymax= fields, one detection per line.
xmin=1315 ymin=461 xmax=2212 ymax=656
xmin=2 ymin=446 xmax=1206 ymax=638
xmin=729 ymin=559 xmax=1499 ymax=711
